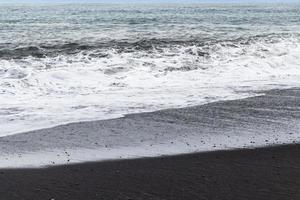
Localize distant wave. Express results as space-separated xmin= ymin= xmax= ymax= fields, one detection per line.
xmin=0 ymin=33 xmax=296 ymax=59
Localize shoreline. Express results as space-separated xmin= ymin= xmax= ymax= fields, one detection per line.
xmin=2 ymin=88 xmax=300 ymax=199
xmin=1 ymin=88 xmax=300 ymax=168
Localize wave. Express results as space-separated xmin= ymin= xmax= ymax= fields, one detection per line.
xmin=0 ymin=33 xmax=300 ymax=136
xmin=0 ymin=33 xmax=297 ymax=59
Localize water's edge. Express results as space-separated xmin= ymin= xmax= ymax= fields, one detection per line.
xmin=1 ymin=88 xmax=300 ymax=168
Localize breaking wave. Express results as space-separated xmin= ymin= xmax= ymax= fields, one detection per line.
xmin=1 ymin=32 xmax=300 ymax=136
xmin=1 ymin=2 xmax=300 ymax=137
xmin=0 ymin=33 xmax=296 ymax=59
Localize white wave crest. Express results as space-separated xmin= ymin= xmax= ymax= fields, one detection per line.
xmin=1 ymin=35 xmax=300 ymax=136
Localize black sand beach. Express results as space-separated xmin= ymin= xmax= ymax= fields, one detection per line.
xmin=1 ymin=3 xmax=300 ymax=199
xmin=1 ymin=88 xmax=300 ymax=199
xmin=1 ymin=144 xmax=300 ymax=200
xmin=2 ymin=88 xmax=300 ymax=167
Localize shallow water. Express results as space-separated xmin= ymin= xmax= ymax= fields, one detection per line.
xmin=1 ymin=3 xmax=300 ymax=136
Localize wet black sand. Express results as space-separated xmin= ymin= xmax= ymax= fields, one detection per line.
xmin=2 ymin=88 xmax=300 ymax=199
xmin=1 ymin=144 xmax=300 ymax=200
xmin=2 ymin=88 xmax=300 ymax=167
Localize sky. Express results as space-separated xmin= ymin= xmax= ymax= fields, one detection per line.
xmin=0 ymin=0 xmax=299 ymax=3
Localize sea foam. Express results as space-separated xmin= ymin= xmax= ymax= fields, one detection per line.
xmin=1 ymin=34 xmax=300 ymax=136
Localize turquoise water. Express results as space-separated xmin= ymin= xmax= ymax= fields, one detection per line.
xmin=0 ymin=4 xmax=299 ymax=51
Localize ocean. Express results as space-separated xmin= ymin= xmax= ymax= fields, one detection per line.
xmin=1 ymin=3 xmax=300 ymax=136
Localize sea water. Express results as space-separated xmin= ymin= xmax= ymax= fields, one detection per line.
xmin=1 ymin=3 xmax=300 ymax=136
